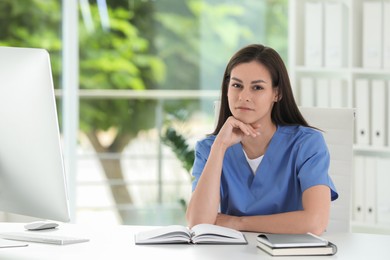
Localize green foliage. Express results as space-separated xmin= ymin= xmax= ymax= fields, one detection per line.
xmin=265 ymin=0 xmax=288 ymax=61
xmin=78 ymin=4 xmax=165 ymax=135
xmin=162 ymin=127 xmax=194 ymax=173
xmin=0 ymin=0 xmax=62 ymax=84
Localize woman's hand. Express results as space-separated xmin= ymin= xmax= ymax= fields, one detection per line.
xmin=215 ymin=116 xmax=260 ymax=148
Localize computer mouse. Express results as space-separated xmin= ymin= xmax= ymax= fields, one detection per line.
xmin=24 ymin=221 xmax=59 ymax=231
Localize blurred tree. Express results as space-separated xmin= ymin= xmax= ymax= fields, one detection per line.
xmin=78 ymin=3 xmax=165 ymax=223
xmin=0 ymin=0 xmax=62 ymax=85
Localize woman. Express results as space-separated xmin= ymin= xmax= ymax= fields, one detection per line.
xmin=186 ymin=44 xmax=338 ymax=235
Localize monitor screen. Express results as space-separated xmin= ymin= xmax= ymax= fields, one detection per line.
xmin=0 ymin=46 xmax=70 ymax=222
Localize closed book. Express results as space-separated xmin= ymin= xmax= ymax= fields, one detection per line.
xmin=257 ymin=241 xmax=337 ymax=256
xmin=256 ymin=233 xmax=337 ymax=256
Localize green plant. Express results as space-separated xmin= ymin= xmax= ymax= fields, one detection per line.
xmin=162 ymin=127 xmax=195 ymax=173
xmin=162 ymin=126 xmax=195 ymax=212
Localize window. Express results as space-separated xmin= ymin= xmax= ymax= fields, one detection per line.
xmin=0 ymin=0 xmax=287 ymax=225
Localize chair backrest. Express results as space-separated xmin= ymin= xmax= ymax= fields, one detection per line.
xmin=299 ymin=107 xmax=354 ymax=232
xmin=214 ymin=101 xmax=354 ymax=232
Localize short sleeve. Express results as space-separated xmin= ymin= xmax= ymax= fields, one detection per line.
xmin=296 ymin=131 xmax=338 ymax=201
xmin=191 ymin=137 xmax=214 ymax=191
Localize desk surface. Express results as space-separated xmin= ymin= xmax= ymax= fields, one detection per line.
xmin=0 ymin=223 xmax=390 ymax=259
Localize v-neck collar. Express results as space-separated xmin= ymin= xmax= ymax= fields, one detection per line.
xmin=232 ymin=125 xmax=282 ymax=191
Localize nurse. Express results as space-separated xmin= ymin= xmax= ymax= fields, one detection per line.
xmin=186 ymin=44 xmax=338 ymax=235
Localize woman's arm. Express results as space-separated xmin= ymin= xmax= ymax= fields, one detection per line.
xmin=185 ymin=140 xmax=226 ymax=227
xmin=186 ymin=117 xmax=260 ymax=228
xmin=215 ymin=185 xmax=331 ymax=235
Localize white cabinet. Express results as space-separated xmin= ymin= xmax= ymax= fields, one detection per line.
xmin=289 ymin=0 xmax=390 ymax=233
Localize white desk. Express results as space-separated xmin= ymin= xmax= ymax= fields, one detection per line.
xmin=0 ymin=223 xmax=390 ymax=259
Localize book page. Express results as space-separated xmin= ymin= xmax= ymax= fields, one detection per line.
xmin=191 ymin=224 xmax=246 ymax=244
xmin=135 ymin=225 xmax=190 ymax=244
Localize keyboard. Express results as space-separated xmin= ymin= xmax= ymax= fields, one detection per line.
xmin=0 ymin=232 xmax=89 ymax=245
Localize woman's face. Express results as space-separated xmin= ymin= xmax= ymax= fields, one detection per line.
xmin=227 ymin=61 xmax=278 ymax=126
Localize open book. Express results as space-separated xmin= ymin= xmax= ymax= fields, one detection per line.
xmin=135 ymin=224 xmax=247 ymax=245
xmin=256 ymin=233 xmax=337 ymax=256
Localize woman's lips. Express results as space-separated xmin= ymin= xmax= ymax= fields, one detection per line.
xmin=236 ymin=106 xmax=254 ymax=111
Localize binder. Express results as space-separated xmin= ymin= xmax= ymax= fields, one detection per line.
xmin=354 ymin=79 xmax=370 ymax=145
xmin=362 ymin=1 xmax=383 ymax=69
xmin=376 ymin=158 xmax=390 ymax=225
xmin=353 ymin=156 xmax=365 ymax=222
xmin=329 ymin=79 xmax=346 ymax=108
xmin=300 ymin=77 xmax=315 ymax=107
xmin=324 ymin=1 xmax=346 ymax=67
xmin=304 ymin=1 xmax=323 ymax=67
xmin=388 ymin=81 xmax=390 ymax=146
xmin=315 ymin=78 xmax=329 ymax=107
xmin=370 ymin=80 xmax=386 ymax=146
xmin=384 ymin=2 xmax=390 ymax=69
xmin=364 ymin=157 xmax=377 ymax=224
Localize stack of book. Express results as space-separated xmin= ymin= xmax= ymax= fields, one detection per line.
xmin=256 ymin=233 xmax=337 ymax=256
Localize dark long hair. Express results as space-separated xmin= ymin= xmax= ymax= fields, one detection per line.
xmin=212 ymin=44 xmax=309 ymax=135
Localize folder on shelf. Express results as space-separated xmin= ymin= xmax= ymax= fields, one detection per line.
xmin=362 ymin=1 xmax=383 ymax=69
xmin=329 ymin=79 xmax=346 ymax=108
xmin=384 ymin=2 xmax=390 ymax=69
xmin=324 ymin=1 xmax=346 ymax=68
xmin=300 ymin=77 xmax=315 ymax=107
xmin=388 ymin=80 xmax=390 ymax=146
xmin=364 ymin=157 xmax=377 ymax=224
xmin=376 ymin=158 xmax=390 ymax=225
xmin=354 ymin=79 xmax=370 ymax=145
xmin=353 ymin=155 xmax=365 ymax=222
xmin=315 ymin=78 xmax=329 ymax=107
xmin=370 ymin=80 xmax=386 ymax=146
xmin=304 ymin=1 xmax=324 ymax=67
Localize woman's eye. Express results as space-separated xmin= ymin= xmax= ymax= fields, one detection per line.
xmin=231 ymin=83 xmax=242 ymax=88
xmin=253 ymin=85 xmax=263 ymax=90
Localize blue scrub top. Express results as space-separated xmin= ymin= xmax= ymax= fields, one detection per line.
xmin=191 ymin=125 xmax=338 ymax=217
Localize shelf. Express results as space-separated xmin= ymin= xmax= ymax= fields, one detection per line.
xmin=293 ymin=67 xmax=390 ymax=77
xmin=294 ymin=67 xmax=350 ymax=74
xmin=352 ymin=68 xmax=390 ymax=76
xmin=354 ymin=145 xmax=390 ymax=156
xmin=351 ymin=221 xmax=390 ymax=235
xmin=290 ymin=0 xmax=390 ymax=234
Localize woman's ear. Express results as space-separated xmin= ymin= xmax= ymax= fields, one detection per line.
xmin=274 ymin=88 xmax=282 ymax=102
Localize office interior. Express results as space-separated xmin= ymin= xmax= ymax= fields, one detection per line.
xmin=0 ymin=0 xmax=389 ymax=236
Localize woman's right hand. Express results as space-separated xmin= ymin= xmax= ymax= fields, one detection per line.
xmin=214 ymin=116 xmax=259 ymax=149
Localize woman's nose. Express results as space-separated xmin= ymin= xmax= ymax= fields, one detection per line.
xmin=239 ymin=88 xmax=251 ymax=101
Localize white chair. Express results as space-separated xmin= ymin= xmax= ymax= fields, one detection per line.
xmin=214 ymin=101 xmax=355 ymax=232
xmin=299 ymin=107 xmax=354 ymax=232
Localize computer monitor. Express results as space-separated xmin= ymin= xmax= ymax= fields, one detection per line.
xmin=0 ymin=46 xmax=70 ymax=223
